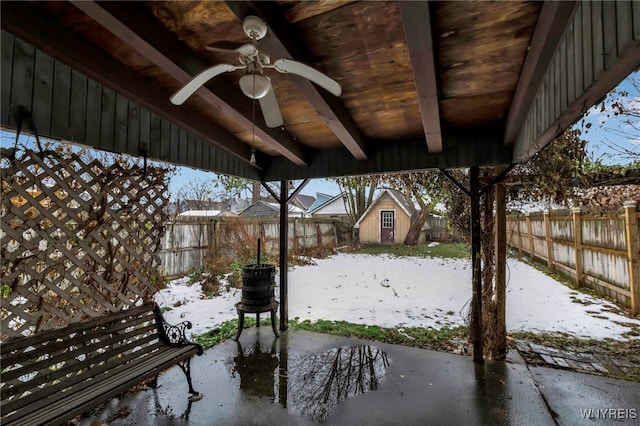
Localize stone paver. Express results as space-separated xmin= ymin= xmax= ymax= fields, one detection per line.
xmin=514 ymin=341 xmax=640 ymax=381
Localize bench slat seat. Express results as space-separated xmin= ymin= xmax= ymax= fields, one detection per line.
xmin=9 ymin=346 xmax=197 ymax=426
xmin=1 ymin=302 xmax=203 ymax=426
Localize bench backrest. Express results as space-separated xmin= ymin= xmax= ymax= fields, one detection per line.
xmin=1 ymin=302 xmax=166 ymax=416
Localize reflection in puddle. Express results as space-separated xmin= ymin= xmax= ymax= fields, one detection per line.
xmin=232 ymin=340 xmax=279 ymax=401
xmin=289 ymin=345 xmax=390 ymax=422
xmin=233 ymin=341 xmax=390 ymax=422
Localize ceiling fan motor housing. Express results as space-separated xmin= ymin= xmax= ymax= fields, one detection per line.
xmin=243 ymin=15 xmax=267 ymax=40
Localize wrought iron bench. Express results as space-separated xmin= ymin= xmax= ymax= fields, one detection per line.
xmin=0 ymin=302 xmax=203 ymax=426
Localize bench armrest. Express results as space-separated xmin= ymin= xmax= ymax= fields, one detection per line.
xmin=153 ymin=304 xmax=204 ymax=355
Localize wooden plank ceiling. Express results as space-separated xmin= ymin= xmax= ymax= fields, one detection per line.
xmin=5 ymin=0 xmax=628 ymax=182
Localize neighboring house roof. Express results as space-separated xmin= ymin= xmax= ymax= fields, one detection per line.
xmin=353 ymin=188 xmax=413 ymax=229
xmin=177 ymin=210 xmax=222 ymax=217
xmin=293 ymin=194 xmax=316 ymax=211
xmin=179 ymin=200 xmax=219 ymax=211
xmin=239 ymin=201 xmax=305 ymax=217
xmin=307 ymin=192 xmax=334 ymax=212
xmin=308 ymin=193 xmax=349 ymax=216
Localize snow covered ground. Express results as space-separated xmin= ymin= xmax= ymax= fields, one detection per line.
xmin=154 ymin=253 xmax=640 ymax=341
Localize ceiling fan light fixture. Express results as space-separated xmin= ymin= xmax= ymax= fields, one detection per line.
xmin=239 ymin=73 xmax=271 ymax=99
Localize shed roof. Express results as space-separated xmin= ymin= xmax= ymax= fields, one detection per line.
xmin=354 ymin=188 xmax=413 ymax=229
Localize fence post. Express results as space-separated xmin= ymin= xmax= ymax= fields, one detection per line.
xmin=525 ymin=213 xmax=534 ymax=260
xmin=293 ymin=218 xmax=299 ymax=254
xmin=516 ymin=216 xmax=523 ymax=254
xmin=210 ymin=219 xmax=218 ymax=256
xmin=543 ymin=210 xmax=554 ymax=270
xmin=316 ymin=223 xmax=322 ymax=247
xmin=623 ymin=201 xmax=639 ymax=315
xmin=572 ymin=207 xmax=583 ymax=287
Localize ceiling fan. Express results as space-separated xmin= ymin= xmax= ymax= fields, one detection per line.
xmin=170 ymin=15 xmax=342 ymax=128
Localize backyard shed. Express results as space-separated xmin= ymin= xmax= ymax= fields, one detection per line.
xmin=355 ymin=189 xmax=419 ymax=244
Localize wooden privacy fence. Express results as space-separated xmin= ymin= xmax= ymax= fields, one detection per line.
xmin=424 ymin=217 xmax=452 ymax=242
xmin=0 ymin=148 xmax=169 ymax=339
xmin=160 ymin=216 xmax=351 ymax=279
xmin=506 ymin=202 xmax=640 ymax=314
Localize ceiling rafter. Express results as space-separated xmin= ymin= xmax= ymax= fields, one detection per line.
xmin=0 ymin=1 xmax=256 ymax=167
xmin=71 ymin=0 xmax=308 ymax=166
xmin=225 ymin=1 xmax=368 ymax=161
xmin=398 ymin=0 xmax=442 ymax=154
xmin=504 ymin=0 xmax=578 ymax=146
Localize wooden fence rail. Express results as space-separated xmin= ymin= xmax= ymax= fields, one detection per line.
xmin=506 ymin=202 xmax=640 ymax=315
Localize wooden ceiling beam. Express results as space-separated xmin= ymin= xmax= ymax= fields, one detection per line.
xmin=72 ymin=1 xmax=308 ymax=166
xmin=0 ymin=1 xmax=255 ymax=166
xmin=263 ymin=125 xmax=511 ymax=181
xmin=225 ymin=1 xmax=368 ymax=160
xmin=504 ymin=1 xmax=578 ymax=145
xmin=398 ymin=0 xmax=442 ymax=154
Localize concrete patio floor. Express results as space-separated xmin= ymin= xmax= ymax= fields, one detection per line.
xmin=82 ymin=327 xmax=640 ymax=425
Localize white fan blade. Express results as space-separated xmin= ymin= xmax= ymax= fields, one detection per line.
xmin=258 ymin=86 xmax=284 ymax=128
xmin=273 ymin=59 xmax=342 ymax=97
xmin=206 ymin=42 xmax=257 ymax=56
xmin=170 ymin=64 xmax=239 ymax=105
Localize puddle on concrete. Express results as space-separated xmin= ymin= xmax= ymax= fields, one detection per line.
xmin=232 ymin=340 xmax=390 ymax=422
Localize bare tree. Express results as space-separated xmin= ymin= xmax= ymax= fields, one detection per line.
xmin=173 ymin=178 xmax=218 ymax=213
xmin=334 ymin=176 xmax=379 ymax=244
xmin=172 ymin=174 xmax=268 ymax=214
xmin=583 ymin=74 xmax=640 ymax=162
xmin=382 ymin=172 xmax=447 ymax=246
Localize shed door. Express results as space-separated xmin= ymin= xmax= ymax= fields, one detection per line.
xmin=380 ymin=211 xmax=395 ymax=243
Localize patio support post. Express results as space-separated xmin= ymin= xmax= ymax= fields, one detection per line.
xmin=495 ymin=180 xmax=507 ymax=359
xmin=279 ymin=180 xmax=289 ymax=331
xmin=470 ymin=166 xmax=484 ymax=363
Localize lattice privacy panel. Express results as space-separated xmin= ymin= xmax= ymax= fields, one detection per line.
xmin=1 ymin=147 xmax=169 ymax=339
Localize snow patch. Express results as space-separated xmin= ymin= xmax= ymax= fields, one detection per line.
xmin=154 ymin=254 xmax=640 ymax=340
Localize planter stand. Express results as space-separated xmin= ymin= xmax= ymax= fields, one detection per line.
xmin=233 ymin=262 xmax=280 ymax=341
xmin=233 ymin=300 xmax=280 ymax=341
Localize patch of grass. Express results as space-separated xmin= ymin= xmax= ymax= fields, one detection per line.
xmin=195 ymin=317 xmax=469 ymax=354
xmin=194 ymin=320 xmax=239 ymax=349
xmin=290 ymin=319 xmax=387 ymax=341
xmin=289 ymin=318 xmax=469 ymax=352
xmin=354 ymin=242 xmax=469 ymax=259
xmin=194 ymin=317 xmax=274 ymax=350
